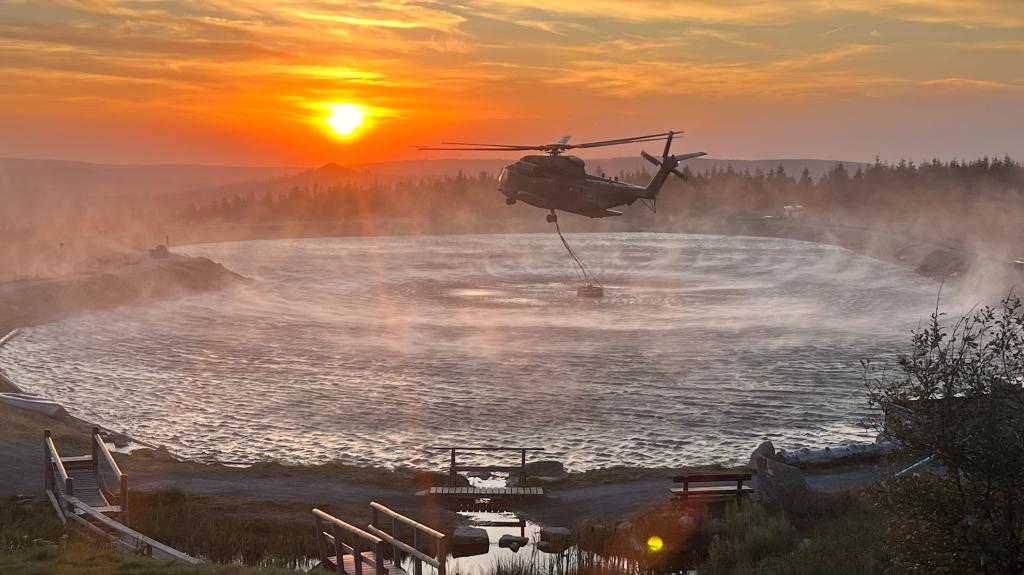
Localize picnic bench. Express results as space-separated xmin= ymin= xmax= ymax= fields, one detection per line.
xmin=670 ymin=472 xmax=754 ymax=501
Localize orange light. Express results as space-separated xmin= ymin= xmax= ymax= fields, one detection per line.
xmin=647 ymin=535 xmax=664 ymax=552
xmin=325 ymin=103 xmax=365 ymax=137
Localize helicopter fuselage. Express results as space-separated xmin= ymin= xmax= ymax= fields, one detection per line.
xmin=497 ymin=155 xmax=648 ymax=218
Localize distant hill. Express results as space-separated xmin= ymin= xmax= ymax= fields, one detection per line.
xmin=0 ymin=156 xmax=866 ymax=206
xmin=0 ymin=158 xmax=303 ymax=199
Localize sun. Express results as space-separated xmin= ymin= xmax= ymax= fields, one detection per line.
xmin=325 ymin=103 xmax=365 ymax=137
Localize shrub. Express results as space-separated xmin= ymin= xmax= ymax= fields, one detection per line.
xmin=702 ymin=501 xmax=797 ymax=574
xmin=867 ymin=295 xmax=1024 ymax=573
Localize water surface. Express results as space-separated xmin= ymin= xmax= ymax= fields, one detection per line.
xmin=0 ymin=233 xmax=950 ymax=469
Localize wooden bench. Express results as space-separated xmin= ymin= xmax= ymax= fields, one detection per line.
xmin=670 ymin=473 xmax=754 ymax=500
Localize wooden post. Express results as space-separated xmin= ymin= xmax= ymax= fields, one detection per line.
xmin=91 ymin=427 xmax=99 ymax=473
xmin=449 ymin=449 xmax=457 ymax=487
xmin=120 ymin=474 xmax=129 ymax=526
xmin=353 ymin=531 xmax=363 ymax=575
xmin=520 ymin=449 xmax=526 ymax=487
xmin=315 ymin=516 xmax=328 ymax=569
xmin=44 ymin=430 xmax=51 ymax=493
xmin=64 ymin=477 xmax=74 ymax=514
xmin=437 ymin=538 xmax=446 ymax=575
xmin=333 ymin=524 xmax=343 ymax=575
xmin=413 ymin=528 xmax=422 ymax=575
xmin=392 ymin=515 xmax=400 ymax=566
xmin=374 ymin=541 xmax=385 ymax=575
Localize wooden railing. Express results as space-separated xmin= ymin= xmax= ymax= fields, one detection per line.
xmin=92 ymin=427 xmax=129 ymax=524
xmin=431 ymin=446 xmax=544 ymax=486
xmin=368 ymin=501 xmax=446 ymax=575
xmin=313 ymin=508 xmax=387 ymax=575
xmin=43 ymin=430 xmax=72 ymax=520
xmin=43 ymin=428 xmax=194 ymax=562
xmin=63 ymin=495 xmax=199 ymax=563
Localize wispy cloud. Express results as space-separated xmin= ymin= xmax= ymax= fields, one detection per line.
xmin=920 ymin=77 xmax=1017 ymax=89
xmin=0 ymin=0 xmax=1021 ymax=163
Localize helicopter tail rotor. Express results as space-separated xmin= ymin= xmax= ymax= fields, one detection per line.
xmin=640 ymin=131 xmax=706 ymax=198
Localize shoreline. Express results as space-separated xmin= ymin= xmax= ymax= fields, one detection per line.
xmin=0 ymin=222 xmax=948 ymax=530
xmin=1 ymin=223 xmax=967 ymax=460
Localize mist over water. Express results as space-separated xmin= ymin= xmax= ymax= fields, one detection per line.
xmin=0 ymin=233 xmax=959 ymax=469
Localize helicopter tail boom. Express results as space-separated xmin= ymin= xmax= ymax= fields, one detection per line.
xmin=640 ymin=131 xmax=706 ymax=198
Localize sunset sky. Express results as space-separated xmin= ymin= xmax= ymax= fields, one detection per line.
xmin=1 ymin=1 xmax=1022 ymax=166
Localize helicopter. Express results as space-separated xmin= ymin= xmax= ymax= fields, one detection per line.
xmin=417 ymin=131 xmax=705 ymax=222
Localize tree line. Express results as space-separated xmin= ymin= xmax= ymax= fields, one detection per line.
xmin=176 ymin=156 xmax=1023 ymax=246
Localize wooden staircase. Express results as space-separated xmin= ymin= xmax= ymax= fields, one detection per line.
xmin=45 ymin=428 xmax=198 ymax=563
xmin=46 ymin=428 xmax=128 ymax=525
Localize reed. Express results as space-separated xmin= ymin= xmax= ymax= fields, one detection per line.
xmin=0 ymin=537 xmax=304 ymax=575
xmin=126 ymin=489 xmax=318 ymax=568
xmin=0 ymin=497 xmax=64 ymax=551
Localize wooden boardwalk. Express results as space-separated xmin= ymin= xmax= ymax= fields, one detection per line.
xmin=323 ymin=552 xmax=407 ymax=575
xmin=425 ymin=446 xmax=546 ymax=505
xmin=428 ymin=486 xmax=544 ymax=499
xmin=314 ymin=503 xmax=446 ymax=575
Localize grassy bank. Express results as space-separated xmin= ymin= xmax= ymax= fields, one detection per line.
xmin=3 ymin=485 xmax=889 ymax=574
xmin=0 ymin=542 xmax=301 ymax=575
xmin=562 ymin=490 xmax=887 ymax=575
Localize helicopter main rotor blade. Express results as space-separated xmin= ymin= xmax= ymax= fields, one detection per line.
xmin=439 ymin=141 xmax=538 ymax=148
xmin=414 ymin=145 xmax=542 ymax=151
xmin=565 ymin=131 xmax=682 ymax=150
xmin=416 ymin=130 xmax=687 ymax=155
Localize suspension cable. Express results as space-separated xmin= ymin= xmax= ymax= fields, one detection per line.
xmin=554 ymin=219 xmax=602 ymax=287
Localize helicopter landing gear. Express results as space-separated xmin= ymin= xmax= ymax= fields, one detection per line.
xmin=546 ymin=210 xmax=558 ymax=223
xmin=505 ymin=196 xmax=516 ymax=205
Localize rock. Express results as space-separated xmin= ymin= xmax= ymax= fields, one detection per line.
xmin=451 ymin=526 xmax=489 ymax=547
xmin=754 ymin=455 xmax=811 ymax=511
xmin=466 ymin=471 xmax=492 ymax=480
xmin=499 ymin=534 xmax=529 ymax=550
xmin=536 ymin=541 xmax=557 ymax=554
xmin=132 ymin=446 xmax=176 ymax=461
xmin=615 ymin=520 xmax=634 ymax=532
xmin=540 ymin=536 xmax=573 ymax=552
xmin=539 ymin=527 xmax=572 ymax=552
xmin=525 ymin=460 xmax=567 ymax=478
xmin=149 ymin=244 xmax=171 ymax=259
xmin=748 ymin=440 xmax=776 ymax=469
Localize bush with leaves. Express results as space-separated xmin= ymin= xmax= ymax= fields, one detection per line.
xmin=867 ymin=295 xmax=1024 ymax=574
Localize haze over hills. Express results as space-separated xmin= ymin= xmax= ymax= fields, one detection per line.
xmin=0 ymin=158 xmax=303 ymax=199
xmin=0 ymin=156 xmax=866 ymax=203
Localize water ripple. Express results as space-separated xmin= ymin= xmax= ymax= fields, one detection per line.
xmin=0 ymin=233 xmax=956 ymax=469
